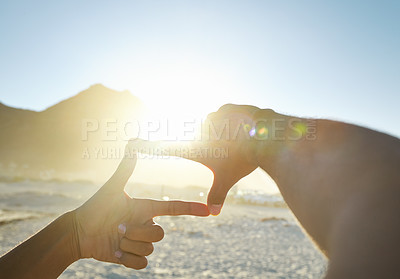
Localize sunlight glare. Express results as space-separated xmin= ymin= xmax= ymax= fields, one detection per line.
xmin=122 ymin=61 xmax=239 ymax=141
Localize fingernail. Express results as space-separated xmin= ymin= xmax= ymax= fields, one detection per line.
xmin=115 ymin=250 xmax=123 ymax=259
xmin=209 ymin=204 xmax=222 ymax=216
xmin=118 ymin=223 xmax=126 ymax=235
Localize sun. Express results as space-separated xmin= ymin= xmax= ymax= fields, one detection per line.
xmin=139 ymin=69 xmax=225 ymax=120
xmin=108 ymin=55 xmax=241 ymax=141
xmin=128 ymin=64 xmax=237 ymax=140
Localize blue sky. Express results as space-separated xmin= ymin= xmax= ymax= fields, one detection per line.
xmin=1 ymin=0 xmax=399 ymax=137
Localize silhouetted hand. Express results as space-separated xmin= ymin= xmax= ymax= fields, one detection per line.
xmin=132 ymin=104 xmax=263 ymax=215
xmin=74 ymin=143 xmax=209 ymax=269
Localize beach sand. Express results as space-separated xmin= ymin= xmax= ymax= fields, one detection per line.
xmin=0 ymin=181 xmax=327 ymax=278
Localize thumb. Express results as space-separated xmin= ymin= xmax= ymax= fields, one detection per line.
xmin=207 ymin=173 xmax=236 ymax=216
xmin=102 ymin=143 xmax=137 ymax=191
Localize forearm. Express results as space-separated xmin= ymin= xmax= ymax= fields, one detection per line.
xmin=253 ymin=109 xmax=400 ymax=253
xmin=0 ymin=211 xmax=81 ymax=279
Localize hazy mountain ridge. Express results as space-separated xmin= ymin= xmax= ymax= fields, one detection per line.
xmin=0 ymin=84 xmax=144 ymax=182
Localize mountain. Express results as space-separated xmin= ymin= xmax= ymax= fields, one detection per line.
xmin=0 ymin=84 xmax=144 ymax=182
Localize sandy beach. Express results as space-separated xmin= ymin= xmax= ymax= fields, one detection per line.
xmin=0 ymin=181 xmax=327 ymax=278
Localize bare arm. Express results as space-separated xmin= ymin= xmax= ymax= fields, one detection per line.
xmin=0 ymin=144 xmax=209 ymax=279
xmin=133 ymin=104 xmax=400 ymax=278
xmin=254 ymin=110 xmax=399 ymax=249
xmin=0 ymin=211 xmax=79 ymax=278
xmin=252 ymin=109 xmax=400 ymax=277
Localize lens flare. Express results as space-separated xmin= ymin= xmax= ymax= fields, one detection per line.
xmin=249 ymin=127 xmax=256 ymax=137
xmin=294 ymin=122 xmax=307 ymax=137
xmin=243 ymin=123 xmax=251 ymax=132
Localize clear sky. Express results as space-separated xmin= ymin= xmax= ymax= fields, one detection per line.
xmin=1 ymin=0 xmax=399 ymax=138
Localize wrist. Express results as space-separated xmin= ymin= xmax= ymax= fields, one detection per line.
xmin=250 ymin=109 xmax=317 ymax=172
xmin=249 ymin=108 xmax=286 ymax=167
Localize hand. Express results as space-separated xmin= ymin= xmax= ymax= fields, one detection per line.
xmin=73 ymin=143 xmax=209 ymax=269
xmin=132 ymin=104 xmax=264 ymax=215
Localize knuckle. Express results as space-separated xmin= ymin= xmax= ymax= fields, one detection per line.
xmin=263 ymin=108 xmax=275 ymax=115
xmin=119 ymin=238 xmax=129 ymax=251
xmin=126 ymin=224 xmax=139 ymax=239
xmin=207 ymin=111 xmax=217 ymax=119
xmin=219 ymin=103 xmax=234 ymax=111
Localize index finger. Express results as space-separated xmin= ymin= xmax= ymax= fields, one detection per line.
xmin=148 ymin=200 xmax=210 ymax=217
